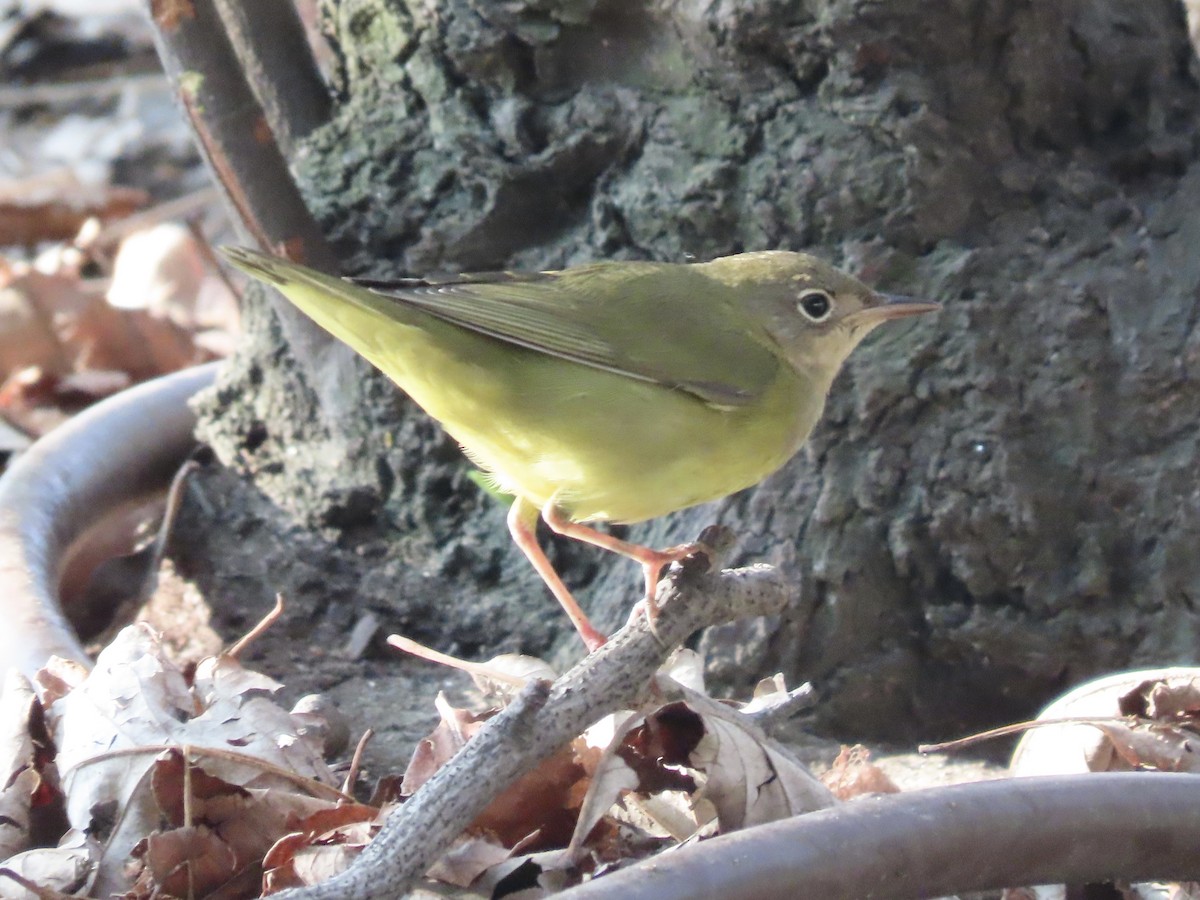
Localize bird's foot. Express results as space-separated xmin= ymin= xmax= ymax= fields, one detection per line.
xmin=625 ymin=541 xmax=710 ymax=633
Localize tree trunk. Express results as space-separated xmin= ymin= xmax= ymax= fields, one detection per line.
xmin=175 ymin=0 xmax=1200 ymax=746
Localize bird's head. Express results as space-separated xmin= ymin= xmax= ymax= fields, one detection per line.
xmin=699 ymin=250 xmax=939 ymax=379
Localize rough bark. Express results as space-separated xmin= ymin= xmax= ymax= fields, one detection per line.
xmin=175 ymin=0 xmax=1200 ymax=747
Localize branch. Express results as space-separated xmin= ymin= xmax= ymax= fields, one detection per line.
xmin=557 ymin=772 xmax=1200 ymax=899
xmin=141 ymin=0 xmax=362 ymax=417
xmin=213 ymin=0 xmax=331 ymax=157
xmin=273 ymin=527 xmax=790 ymax=899
xmin=140 ymin=0 xmax=334 ymax=270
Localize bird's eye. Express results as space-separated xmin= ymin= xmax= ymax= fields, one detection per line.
xmin=798 ymin=289 xmax=834 ymax=322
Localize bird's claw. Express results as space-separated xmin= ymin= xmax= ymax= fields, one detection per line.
xmin=625 ymin=540 xmax=715 ymax=640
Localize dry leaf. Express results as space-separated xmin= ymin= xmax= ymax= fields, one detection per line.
xmin=33 ymin=658 xmax=88 ymax=708
xmin=674 ymin=686 xmax=835 ymax=831
xmin=472 ymin=740 xmax=586 ymax=851
xmin=1090 ymin=722 xmax=1200 ymax=773
xmin=40 ymin=624 xmax=339 ymax=897
xmin=401 ymin=694 xmax=488 ymax=795
xmin=1012 ymin=668 xmax=1200 ymax=777
xmin=617 ymin=791 xmax=702 ymax=843
xmin=0 ymin=256 xmax=216 ymax=435
xmin=107 ymin=223 xmax=239 ymax=335
xmin=289 ymin=842 xmax=364 ymax=890
xmin=187 ymin=654 xmax=330 ymax=786
xmin=261 ymin=805 xmax=381 ymax=893
xmin=0 ymin=269 xmax=76 ymax=376
xmin=0 ymin=169 xmax=148 ymax=246
xmin=139 ymin=825 xmax=239 ymax=898
xmin=468 ymin=653 xmax=558 ymax=702
xmin=1120 ymin=676 xmax=1200 ymax=722
xmin=426 ymin=834 xmax=515 ymax=888
xmin=0 ymin=829 xmax=99 ymax=900
xmin=657 ymin=649 xmax=706 ymax=695
xmin=821 ymin=745 xmax=900 ymax=800
xmin=483 ymin=845 xmax=586 ymax=899
xmin=0 ymin=672 xmax=44 ymax=860
xmin=564 ymin=713 xmax=643 ymax=859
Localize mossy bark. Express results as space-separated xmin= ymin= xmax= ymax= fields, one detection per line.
xmin=177 ymin=0 xmax=1200 ymax=744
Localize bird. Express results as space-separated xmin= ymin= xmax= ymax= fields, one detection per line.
xmin=222 ymin=246 xmax=938 ymax=651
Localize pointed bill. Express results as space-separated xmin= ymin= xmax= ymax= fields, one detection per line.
xmin=852 ymin=293 xmax=941 ymax=324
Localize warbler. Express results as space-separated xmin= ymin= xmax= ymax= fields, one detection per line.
xmin=223 ymin=247 xmax=937 ymax=650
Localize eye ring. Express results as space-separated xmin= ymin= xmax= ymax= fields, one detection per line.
xmin=797 ymin=289 xmax=834 ymax=322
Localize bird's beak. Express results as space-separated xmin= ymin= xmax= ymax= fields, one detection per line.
xmin=852 ymin=293 xmax=941 ymax=324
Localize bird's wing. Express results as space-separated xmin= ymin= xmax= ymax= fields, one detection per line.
xmin=352 ymin=262 xmax=780 ymax=407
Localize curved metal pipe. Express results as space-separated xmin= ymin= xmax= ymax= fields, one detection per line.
xmin=0 ymin=362 xmax=219 ymax=677
xmin=558 ymin=772 xmax=1200 ymax=899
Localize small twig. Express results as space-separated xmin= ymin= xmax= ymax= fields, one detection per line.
xmin=225 ymin=593 xmax=285 ymax=660
xmin=556 ymin=773 xmax=1200 ymax=899
xmin=272 ymin=528 xmax=789 ymax=899
xmin=142 ymin=460 xmax=199 ymax=584
xmin=920 ymin=715 xmax=1157 ymax=754
xmin=63 ymin=743 xmax=347 ymax=802
xmin=387 ymin=634 xmax=527 ymax=688
xmin=183 ymin=217 xmax=242 ymax=301
xmin=341 ymin=729 xmax=375 ymax=799
xmin=182 ymin=744 xmax=194 ymax=828
xmin=742 ymin=681 xmax=818 ymax=732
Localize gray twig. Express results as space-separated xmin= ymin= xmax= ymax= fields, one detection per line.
xmin=274 ymin=527 xmax=790 ymax=899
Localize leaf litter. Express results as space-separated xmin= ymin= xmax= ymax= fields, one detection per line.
xmin=0 ymin=0 xmax=238 ymax=447
xmin=1 ymin=609 xmax=869 ymax=899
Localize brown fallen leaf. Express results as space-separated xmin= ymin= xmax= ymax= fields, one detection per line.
xmin=821 ymin=744 xmax=901 ymax=800
xmin=471 ymin=739 xmax=586 ymax=852
xmin=60 ymin=283 xmax=203 ymax=379
xmin=426 ymin=833 xmax=515 ymax=888
xmin=1120 ymin=675 xmax=1200 ymax=722
xmin=564 ymin=713 xmax=643 ymax=861
xmin=672 ymin=684 xmax=836 ymax=831
xmin=0 ymin=270 xmax=74 ymax=376
xmin=1090 ymin=721 xmax=1200 ymax=773
xmin=0 ymin=673 xmax=45 ymax=861
xmin=138 ymin=824 xmax=239 ymax=899
xmin=0 ymin=829 xmax=100 ymax=900
xmin=106 ymin=222 xmax=240 ymax=337
xmin=0 ymin=259 xmax=213 ymax=436
xmin=1012 ymin=669 xmax=1200 ymax=778
xmin=39 ymin=624 xmax=340 ymax=897
xmin=261 ymin=805 xmax=381 ymax=893
xmin=0 ymin=169 xmax=148 ymax=246
xmin=401 ymin=694 xmax=590 ymax=853
xmin=401 ymin=694 xmax=488 ymax=795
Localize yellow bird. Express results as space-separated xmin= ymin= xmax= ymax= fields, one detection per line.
xmin=224 ymin=247 xmax=937 ymax=650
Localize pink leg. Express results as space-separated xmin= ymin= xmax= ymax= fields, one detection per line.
xmin=507 ymin=497 xmax=608 ymax=652
xmin=541 ymin=502 xmax=697 ymax=617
